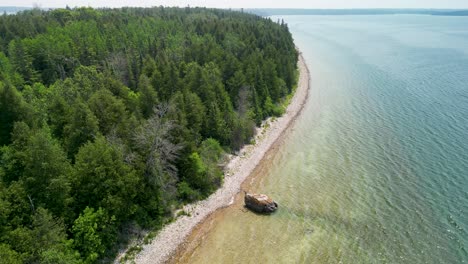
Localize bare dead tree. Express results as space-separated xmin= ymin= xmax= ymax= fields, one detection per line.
xmin=27 ymin=194 xmax=35 ymax=213
xmin=237 ymin=85 xmax=251 ymax=116
xmin=133 ymin=104 xmax=182 ymax=196
xmin=106 ymin=51 xmax=130 ymax=86
xmin=106 ymin=129 xmax=137 ymax=165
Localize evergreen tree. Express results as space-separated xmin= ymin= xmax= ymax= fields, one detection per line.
xmin=0 ymin=7 xmax=299 ymax=262
xmin=72 ymin=136 xmax=139 ymax=221
xmin=0 ymin=82 xmax=26 ymax=146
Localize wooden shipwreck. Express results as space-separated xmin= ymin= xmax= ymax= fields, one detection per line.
xmin=244 ymin=192 xmax=278 ymax=213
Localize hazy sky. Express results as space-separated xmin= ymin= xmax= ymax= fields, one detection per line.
xmin=6 ymin=0 xmax=468 ymax=9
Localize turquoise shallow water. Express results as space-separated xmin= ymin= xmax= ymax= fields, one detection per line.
xmin=177 ymin=15 xmax=468 ymax=263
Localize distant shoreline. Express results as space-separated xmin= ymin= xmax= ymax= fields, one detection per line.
xmin=248 ymin=8 xmax=468 ymax=17
xmin=133 ymin=51 xmax=311 ymax=264
xmin=2 ymin=6 xmax=468 ymax=17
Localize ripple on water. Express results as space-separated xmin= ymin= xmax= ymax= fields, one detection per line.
xmin=176 ymin=15 xmax=468 ymax=264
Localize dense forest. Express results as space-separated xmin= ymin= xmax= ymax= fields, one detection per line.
xmin=0 ymin=6 xmax=297 ymax=263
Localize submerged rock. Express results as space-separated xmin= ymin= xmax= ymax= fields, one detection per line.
xmin=244 ymin=192 xmax=278 ymax=213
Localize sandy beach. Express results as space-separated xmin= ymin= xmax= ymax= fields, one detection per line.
xmin=134 ymin=52 xmax=310 ymax=264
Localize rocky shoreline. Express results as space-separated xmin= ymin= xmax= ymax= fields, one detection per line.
xmin=133 ymin=52 xmax=311 ymax=264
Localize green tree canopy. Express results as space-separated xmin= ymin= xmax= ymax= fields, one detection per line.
xmin=0 ymin=6 xmax=298 ymax=263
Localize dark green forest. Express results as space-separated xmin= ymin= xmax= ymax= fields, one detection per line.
xmin=0 ymin=7 xmax=297 ymax=263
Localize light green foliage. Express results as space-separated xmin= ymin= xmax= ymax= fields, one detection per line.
xmin=200 ymin=138 xmax=224 ymax=163
xmin=181 ymin=138 xmax=225 ymax=199
xmin=184 ymin=152 xmax=208 ymax=191
xmin=177 ymin=181 xmax=202 ymax=202
xmin=200 ymin=138 xmax=225 ymax=188
xmin=0 ymin=244 xmax=22 ymax=264
xmin=263 ymin=96 xmax=283 ymax=117
xmin=72 ymin=207 xmax=115 ymax=263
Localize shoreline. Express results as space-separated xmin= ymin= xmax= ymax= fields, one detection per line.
xmin=134 ymin=51 xmax=311 ymax=264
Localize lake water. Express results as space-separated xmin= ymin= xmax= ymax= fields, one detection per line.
xmin=175 ymin=15 xmax=468 ymax=263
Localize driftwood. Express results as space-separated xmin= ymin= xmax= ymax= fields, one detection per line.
xmin=244 ymin=192 xmax=278 ymax=213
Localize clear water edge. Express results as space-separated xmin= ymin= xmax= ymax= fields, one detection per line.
xmin=174 ymin=15 xmax=468 ymax=264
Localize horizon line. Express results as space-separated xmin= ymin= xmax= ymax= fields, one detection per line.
xmin=2 ymin=6 xmax=468 ymax=10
